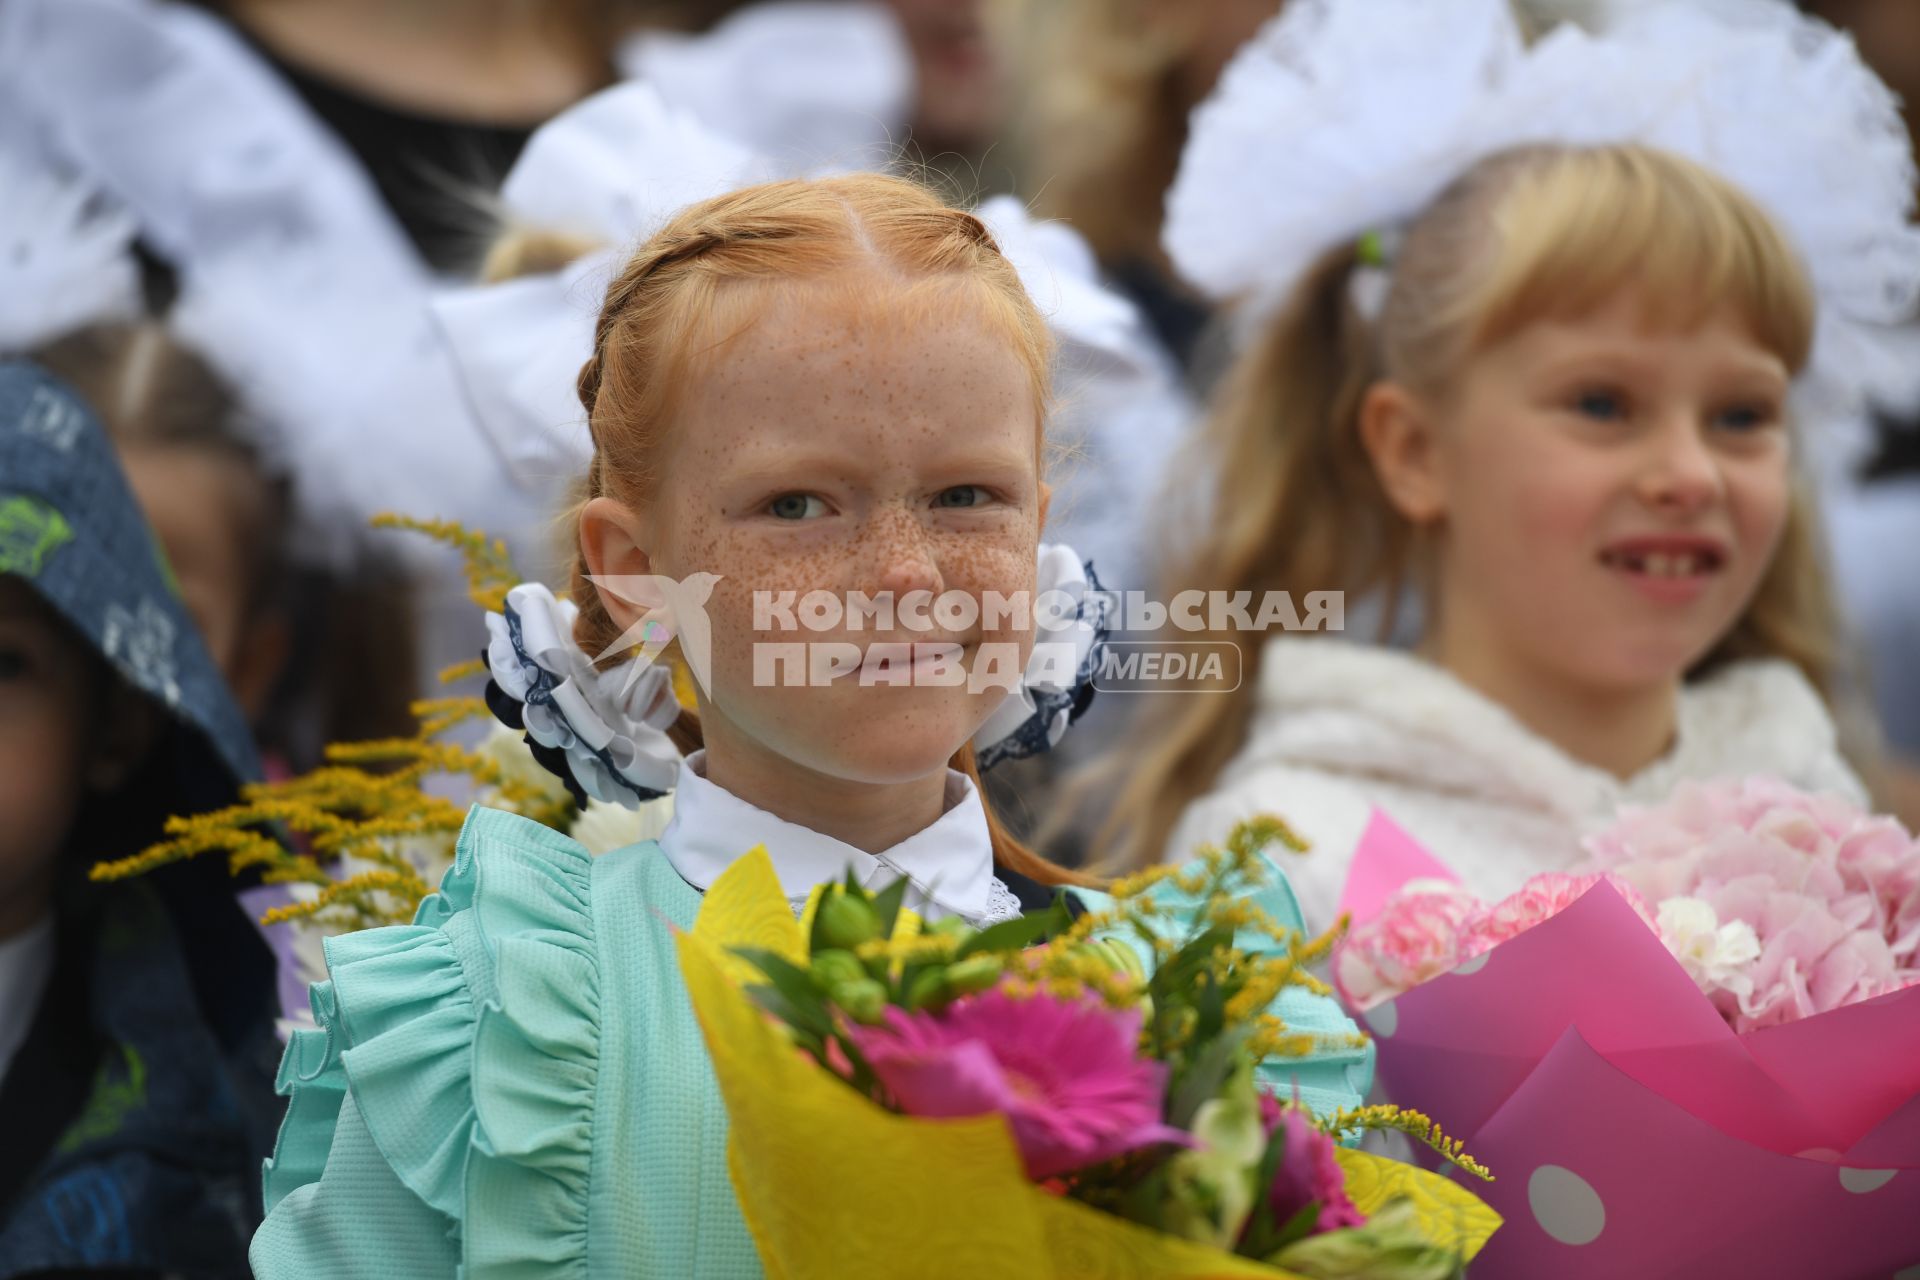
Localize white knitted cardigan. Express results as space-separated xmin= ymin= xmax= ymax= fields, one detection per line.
xmin=1166 ymin=638 xmax=1866 ymax=932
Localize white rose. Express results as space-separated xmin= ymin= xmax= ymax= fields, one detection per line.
xmin=570 ymin=793 xmax=676 ymax=856
xmin=1657 ymin=896 xmax=1761 ymax=1000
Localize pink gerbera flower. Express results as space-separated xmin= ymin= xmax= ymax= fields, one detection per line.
xmin=849 ymin=987 xmax=1188 ymax=1179
xmin=1258 ymin=1094 xmax=1364 ymax=1235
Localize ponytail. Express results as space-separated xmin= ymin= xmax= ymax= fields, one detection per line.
xmin=1076 ymin=244 xmax=1408 ymax=872
xmin=1081 ymin=142 xmax=1844 ymax=872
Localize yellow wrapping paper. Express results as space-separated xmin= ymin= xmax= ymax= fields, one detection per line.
xmin=677 ymin=849 xmax=1500 ymax=1279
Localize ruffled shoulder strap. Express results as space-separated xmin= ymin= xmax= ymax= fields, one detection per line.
xmin=261 ymin=805 xmax=602 ymax=1277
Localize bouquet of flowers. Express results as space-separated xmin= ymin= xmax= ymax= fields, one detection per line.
xmin=1332 ymin=780 xmax=1920 ymax=1279
xmin=675 ymin=820 xmax=1501 ymax=1279
xmin=1341 ymin=777 xmax=1920 ymax=1030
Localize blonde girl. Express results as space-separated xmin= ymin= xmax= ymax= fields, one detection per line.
xmin=1089 ymin=0 xmax=1920 ymax=928
xmin=248 ymin=166 xmax=1368 ymax=1277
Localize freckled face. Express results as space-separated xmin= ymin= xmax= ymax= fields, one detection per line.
xmin=645 ymin=282 xmax=1044 ymax=785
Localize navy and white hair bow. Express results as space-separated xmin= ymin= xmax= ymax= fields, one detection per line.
xmin=483 ymin=583 xmax=683 ymax=808
xmin=483 ymin=545 xmax=1112 ymax=808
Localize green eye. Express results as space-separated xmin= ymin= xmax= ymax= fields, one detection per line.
xmin=935 ymin=486 xmax=988 ymax=509
xmin=768 ymin=494 xmax=828 ymax=520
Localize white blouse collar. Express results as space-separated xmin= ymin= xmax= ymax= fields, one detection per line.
xmin=658 ymin=752 xmax=1005 ymax=923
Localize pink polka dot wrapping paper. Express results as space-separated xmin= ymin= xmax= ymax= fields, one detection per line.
xmin=1336 ymin=812 xmax=1920 ymax=1280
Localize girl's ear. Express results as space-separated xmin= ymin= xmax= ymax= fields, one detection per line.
xmin=579 ymin=496 xmax=657 ymax=633
xmin=1358 ymin=380 xmax=1449 ymax=524
xmin=86 ymin=681 xmax=160 ymax=792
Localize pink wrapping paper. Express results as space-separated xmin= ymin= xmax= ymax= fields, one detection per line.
xmin=1338 ymin=812 xmax=1920 ymax=1279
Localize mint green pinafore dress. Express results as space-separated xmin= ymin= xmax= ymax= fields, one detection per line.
xmin=249 ymin=806 xmax=1373 ymax=1278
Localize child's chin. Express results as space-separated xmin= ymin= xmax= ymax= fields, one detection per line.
xmin=1575 ymin=629 xmax=1721 ymax=692
xmin=808 ymin=720 xmax=980 ymax=786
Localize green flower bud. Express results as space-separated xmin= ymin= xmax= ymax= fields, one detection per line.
xmin=1082 ymin=937 xmax=1147 ymax=983
xmin=942 ymin=954 xmax=1005 ymax=997
xmin=810 ymin=949 xmax=865 ymax=991
xmin=816 ymin=891 xmax=880 ymax=951
xmin=831 ymin=978 xmax=889 ymax=1025
xmin=928 ymin=916 xmax=973 ymax=941
xmin=904 ymin=966 xmax=949 ymax=1012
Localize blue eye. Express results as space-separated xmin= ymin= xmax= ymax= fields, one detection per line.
xmin=935 ymin=486 xmax=989 ymax=510
xmin=767 ymin=494 xmax=828 ymax=520
xmin=1574 ymin=389 xmax=1625 ymax=421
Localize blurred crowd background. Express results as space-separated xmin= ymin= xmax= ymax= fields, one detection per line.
xmin=7 ymin=0 xmax=1916 ymax=809
xmin=4 ymin=0 xmax=1920 ymax=1272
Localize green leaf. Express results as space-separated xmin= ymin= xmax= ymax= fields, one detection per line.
xmin=1270 ymin=1201 xmax=1322 ymax=1253
xmin=808 ymin=886 xmax=838 ymax=955
xmin=954 ymin=908 xmax=1054 ymax=960
xmin=1150 ymin=924 xmax=1234 ymax=1002
xmin=1193 ymin=965 xmax=1231 ymax=1045
xmin=1167 ymin=1024 xmax=1247 ymax=1130
xmin=832 ymin=1028 xmax=881 ymax=1097
xmin=870 ymin=874 xmax=910 ymax=941
xmin=1236 ymin=1132 xmax=1291 ymax=1258
xmin=1116 ymin=1158 xmax=1176 ymax=1235
xmin=736 ymin=948 xmax=836 ymax=1038
xmin=744 ymin=982 xmax=836 ymax=1041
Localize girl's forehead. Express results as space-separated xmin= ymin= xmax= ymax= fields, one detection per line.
xmin=691 ymin=287 xmax=1036 ymax=412
xmin=718 ymin=272 xmax=1013 ymax=354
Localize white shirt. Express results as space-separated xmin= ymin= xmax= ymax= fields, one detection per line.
xmin=658 ymin=752 xmax=1025 ymax=925
xmin=1168 ymin=639 xmax=1867 ymax=931
xmin=0 ymin=915 xmax=55 ymax=1090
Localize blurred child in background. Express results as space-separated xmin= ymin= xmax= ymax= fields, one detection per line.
xmin=0 ymin=361 xmax=278 ymax=1278
xmin=997 ymin=0 xmax=1281 ymax=371
xmin=1088 ymin=0 xmax=1919 ymax=924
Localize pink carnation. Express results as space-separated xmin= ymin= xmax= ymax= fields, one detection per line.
xmin=1335 ymin=882 xmax=1479 ymax=1010
xmin=1461 ymin=872 xmax=1656 ymax=958
xmin=1338 ymin=873 xmax=1658 ymax=1010
xmin=849 ymin=987 xmax=1188 ymax=1179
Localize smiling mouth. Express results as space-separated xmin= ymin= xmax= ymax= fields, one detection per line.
xmin=1598 ymin=548 xmax=1725 ymax=578
xmin=823 ymin=640 xmax=974 ymax=682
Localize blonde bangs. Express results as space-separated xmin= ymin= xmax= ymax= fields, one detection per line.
xmin=1464 ymin=146 xmax=1815 ymax=370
